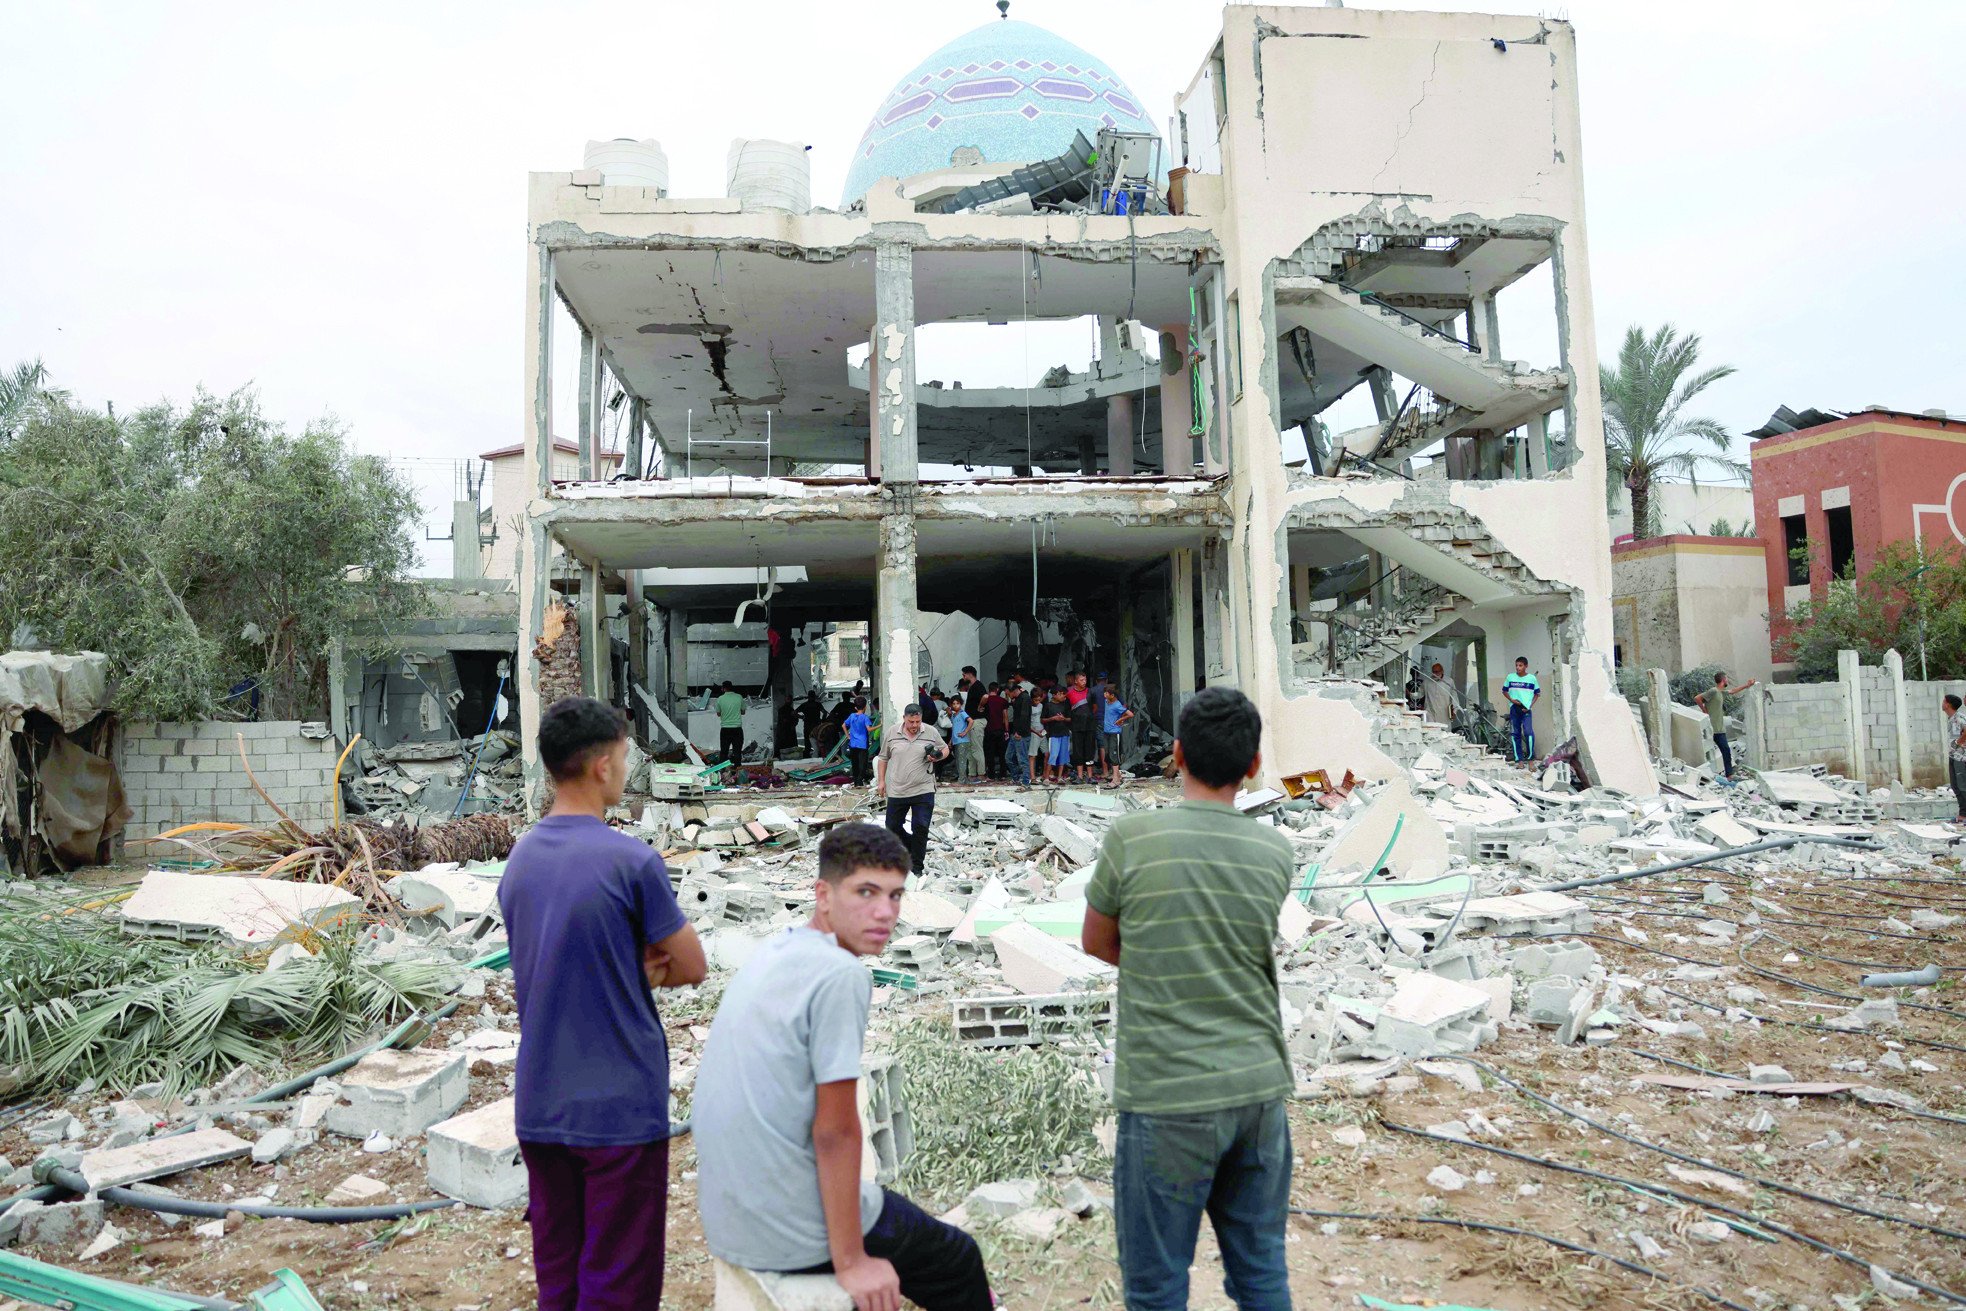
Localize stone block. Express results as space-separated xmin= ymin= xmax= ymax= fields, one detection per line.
xmin=325 ymin=1174 xmax=390 ymax=1206
xmin=713 ymin=1260 xmax=851 ymax=1311
xmin=1038 ymin=816 xmax=1099 ymax=868
xmin=988 ymin=923 xmax=1113 ymax=996
xmin=14 ymin=1198 xmax=104 ymax=1251
xmin=427 ymin=1097 xmax=526 ymax=1209
xmin=324 ymin=1048 xmax=469 ymax=1139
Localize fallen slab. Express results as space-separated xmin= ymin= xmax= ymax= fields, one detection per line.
xmin=78 ymin=1127 xmax=252 ymax=1191
xmin=1315 ymin=780 xmax=1451 ymax=880
xmin=987 ymin=922 xmax=1113 ymax=995
xmin=119 ymin=870 xmax=360 ymax=947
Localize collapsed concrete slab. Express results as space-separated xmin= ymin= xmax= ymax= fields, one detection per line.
xmin=119 ymin=870 xmax=360 ymax=947
xmin=988 ymin=922 xmax=1114 ymax=995
xmin=78 ymin=1128 xmax=252 ymax=1191
xmin=1315 ymin=780 xmax=1451 ymax=881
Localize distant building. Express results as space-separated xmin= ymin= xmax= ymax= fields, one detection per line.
xmin=1611 ymin=535 xmax=1770 ymax=681
xmin=1607 ymin=482 xmax=1753 ymax=543
xmin=1749 ymin=407 xmax=1966 ymax=675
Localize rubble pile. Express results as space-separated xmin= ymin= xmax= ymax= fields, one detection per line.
xmin=3 ymin=753 xmax=1961 ymax=1306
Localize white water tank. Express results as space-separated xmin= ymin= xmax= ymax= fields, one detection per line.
xmin=727 ymin=139 xmax=811 ymax=212
xmin=582 ymin=139 xmax=669 ymax=193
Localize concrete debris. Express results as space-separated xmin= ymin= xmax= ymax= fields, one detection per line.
xmin=119 ymin=869 xmax=360 ymax=946
xmin=325 ymin=1174 xmax=391 ymax=1206
xmin=324 ymin=1048 xmax=470 ymax=1139
xmin=1425 ymin=1165 xmax=1467 ymax=1192
xmin=964 ymin=1179 xmax=1041 ymax=1217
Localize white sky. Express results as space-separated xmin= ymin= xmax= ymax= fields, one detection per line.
xmin=4 ymin=0 xmax=1962 ymax=553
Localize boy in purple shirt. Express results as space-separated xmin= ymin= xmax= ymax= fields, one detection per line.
xmin=498 ymin=697 xmax=707 ymax=1311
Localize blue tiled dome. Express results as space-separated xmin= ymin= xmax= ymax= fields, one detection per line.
xmin=841 ymin=18 xmax=1160 ymax=206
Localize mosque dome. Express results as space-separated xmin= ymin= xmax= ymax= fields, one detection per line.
xmin=840 ymin=17 xmax=1160 ymax=207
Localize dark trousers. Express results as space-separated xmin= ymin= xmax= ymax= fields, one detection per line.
xmin=885 ymin=791 xmax=935 ymax=873
xmin=786 ymin=1189 xmax=991 ymax=1311
xmin=719 ymin=727 xmax=744 ymax=766
xmin=1714 ymin=731 xmax=1734 ymax=777
xmin=1114 ymin=1101 xmax=1292 ymax=1311
xmin=519 ymin=1138 xmax=670 ymax=1311
xmin=1508 ymin=704 xmax=1534 ymax=762
xmin=983 ymin=728 xmax=1006 ymax=778
xmin=848 ymin=746 xmax=871 ymax=786
xmin=1950 ymin=757 xmax=1966 ymax=818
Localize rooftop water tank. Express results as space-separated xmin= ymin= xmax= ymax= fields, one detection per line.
xmin=727 ymin=139 xmax=811 ymax=212
xmin=582 ymin=139 xmax=669 ymax=193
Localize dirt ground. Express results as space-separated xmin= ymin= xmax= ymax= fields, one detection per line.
xmin=7 ymin=862 xmax=1964 ymax=1311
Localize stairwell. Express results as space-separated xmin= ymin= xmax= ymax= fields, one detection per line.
xmin=1308 ymin=678 xmax=1522 ymax=783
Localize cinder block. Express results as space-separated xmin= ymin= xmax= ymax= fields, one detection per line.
xmin=157 ymin=723 xmax=194 ymax=739
xmin=325 ymin=1049 xmax=469 ymax=1138
xmin=713 ymin=1261 xmax=851 ymax=1311
xmin=988 ymin=923 xmax=1113 ymax=996
xmin=426 ymin=1097 xmax=526 ymax=1209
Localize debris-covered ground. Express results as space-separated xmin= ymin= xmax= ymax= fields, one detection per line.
xmin=3 ymin=742 xmax=1964 ymax=1311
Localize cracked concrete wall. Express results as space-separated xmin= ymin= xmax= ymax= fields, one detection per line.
xmin=1209 ymin=6 xmax=1654 ymax=794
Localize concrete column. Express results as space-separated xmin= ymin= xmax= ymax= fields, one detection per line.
xmin=1079 ymin=430 xmax=1098 ymax=475
xmin=518 ymin=244 xmax=556 ymax=803
xmin=1205 ymin=274 xmax=1230 ymax=476
xmin=576 ymin=329 xmax=596 ymax=482
xmin=327 ymin=640 xmax=349 ymax=746
xmin=865 ymin=332 xmax=881 ymax=481
xmin=1368 ymin=367 xmax=1396 ymax=423
xmin=1527 ymin=412 xmax=1551 ymax=478
xmin=1742 ymin=681 xmax=1765 ymax=772
xmin=872 ymin=244 xmax=918 ymax=484
xmin=1885 ymin=648 xmax=1910 ymax=786
xmin=625 ymin=397 xmax=645 ymax=480
xmin=626 ymin=579 xmax=649 ymax=733
xmin=1171 ymin=548 xmax=1197 ymax=702
xmin=1158 ymin=326 xmax=1192 ymax=475
xmin=1644 ymin=668 xmax=1671 ymax=758
xmin=667 ymin=606 xmax=690 ymax=700
xmin=581 ymin=563 xmax=607 ymax=700
xmin=876 ymin=513 xmax=919 ymax=724
xmin=1106 ymin=392 xmax=1136 ymax=476
xmin=1200 ymin=535 xmax=1231 ymax=682
xmin=1482 ymin=294 xmax=1501 ymax=361
xmin=1837 ymin=648 xmax=1864 ymax=782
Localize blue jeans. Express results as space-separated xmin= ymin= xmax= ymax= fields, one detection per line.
xmin=1508 ymin=704 xmax=1535 ymax=762
xmin=1005 ymin=733 xmax=1030 ymax=784
xmin=1114 ymin=1101 xmax=1293 ymax=1311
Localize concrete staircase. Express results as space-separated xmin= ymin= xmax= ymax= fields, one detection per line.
xmin=1314 ymin=679 xmax=1522 ymax=783
xmin=1296 ymin=280 xmax=1567 ymax=436
xmin=1333 ymin=588 xmax=1468 ymax=680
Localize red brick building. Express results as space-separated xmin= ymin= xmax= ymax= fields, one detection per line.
xmin=1750 ymin=408 xmax=1966 ymax=673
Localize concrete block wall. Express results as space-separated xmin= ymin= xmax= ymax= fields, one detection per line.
xmin=1760 ymin=682 xmax=1852 ymax=777
xmin=120 ymin=722 xmax=340 ymax=838
xmin=1858 ymin=666 xmax=1896 ymax=787
xmin=1898 ymin=678 xmax=1961 ymax=789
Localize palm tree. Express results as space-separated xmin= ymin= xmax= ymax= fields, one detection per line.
xmin=0 ymin=359 xmax=53 ymax=437
xmin=1599 ymin=325 xmax=1743 ymax=539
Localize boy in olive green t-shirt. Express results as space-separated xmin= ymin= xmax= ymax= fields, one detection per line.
xmin=1082 ymin=687 xmax=1294 ymax=1311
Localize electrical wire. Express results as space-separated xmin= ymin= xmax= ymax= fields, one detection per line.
xmin=1617 ymin=1046 xmax=1966 ymax=1129
xmin=1369 ymin=1120 xmax=1966 ymax=1307
xmin=1440 ymin=1056 xmax=1966 ymax=1243
xmin=1287 ymin=1208 xmax=1756 ymax=1311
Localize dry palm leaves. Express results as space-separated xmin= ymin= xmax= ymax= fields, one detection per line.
xmin=135 ymin=732 xmax=515 ymax=912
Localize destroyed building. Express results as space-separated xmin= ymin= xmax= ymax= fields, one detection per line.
xmin=511 ymin=6 xmax=1654 ymax=798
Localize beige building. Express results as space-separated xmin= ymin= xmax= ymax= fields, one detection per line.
xmin=1607 ymin=482 xmax=1754 ymax=542
xmin=511 ymin=6 xmax=1653 ymax=795
xmin=1611 ymin=535 xmax=1771 ymax=682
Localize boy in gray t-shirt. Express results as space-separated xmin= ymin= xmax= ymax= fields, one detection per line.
xmin=693 ymin=823 xmax=992 ymax=1311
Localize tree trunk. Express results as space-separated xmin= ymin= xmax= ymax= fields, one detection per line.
xmin=1630 ymin=479 xmax=1653 ymax=540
